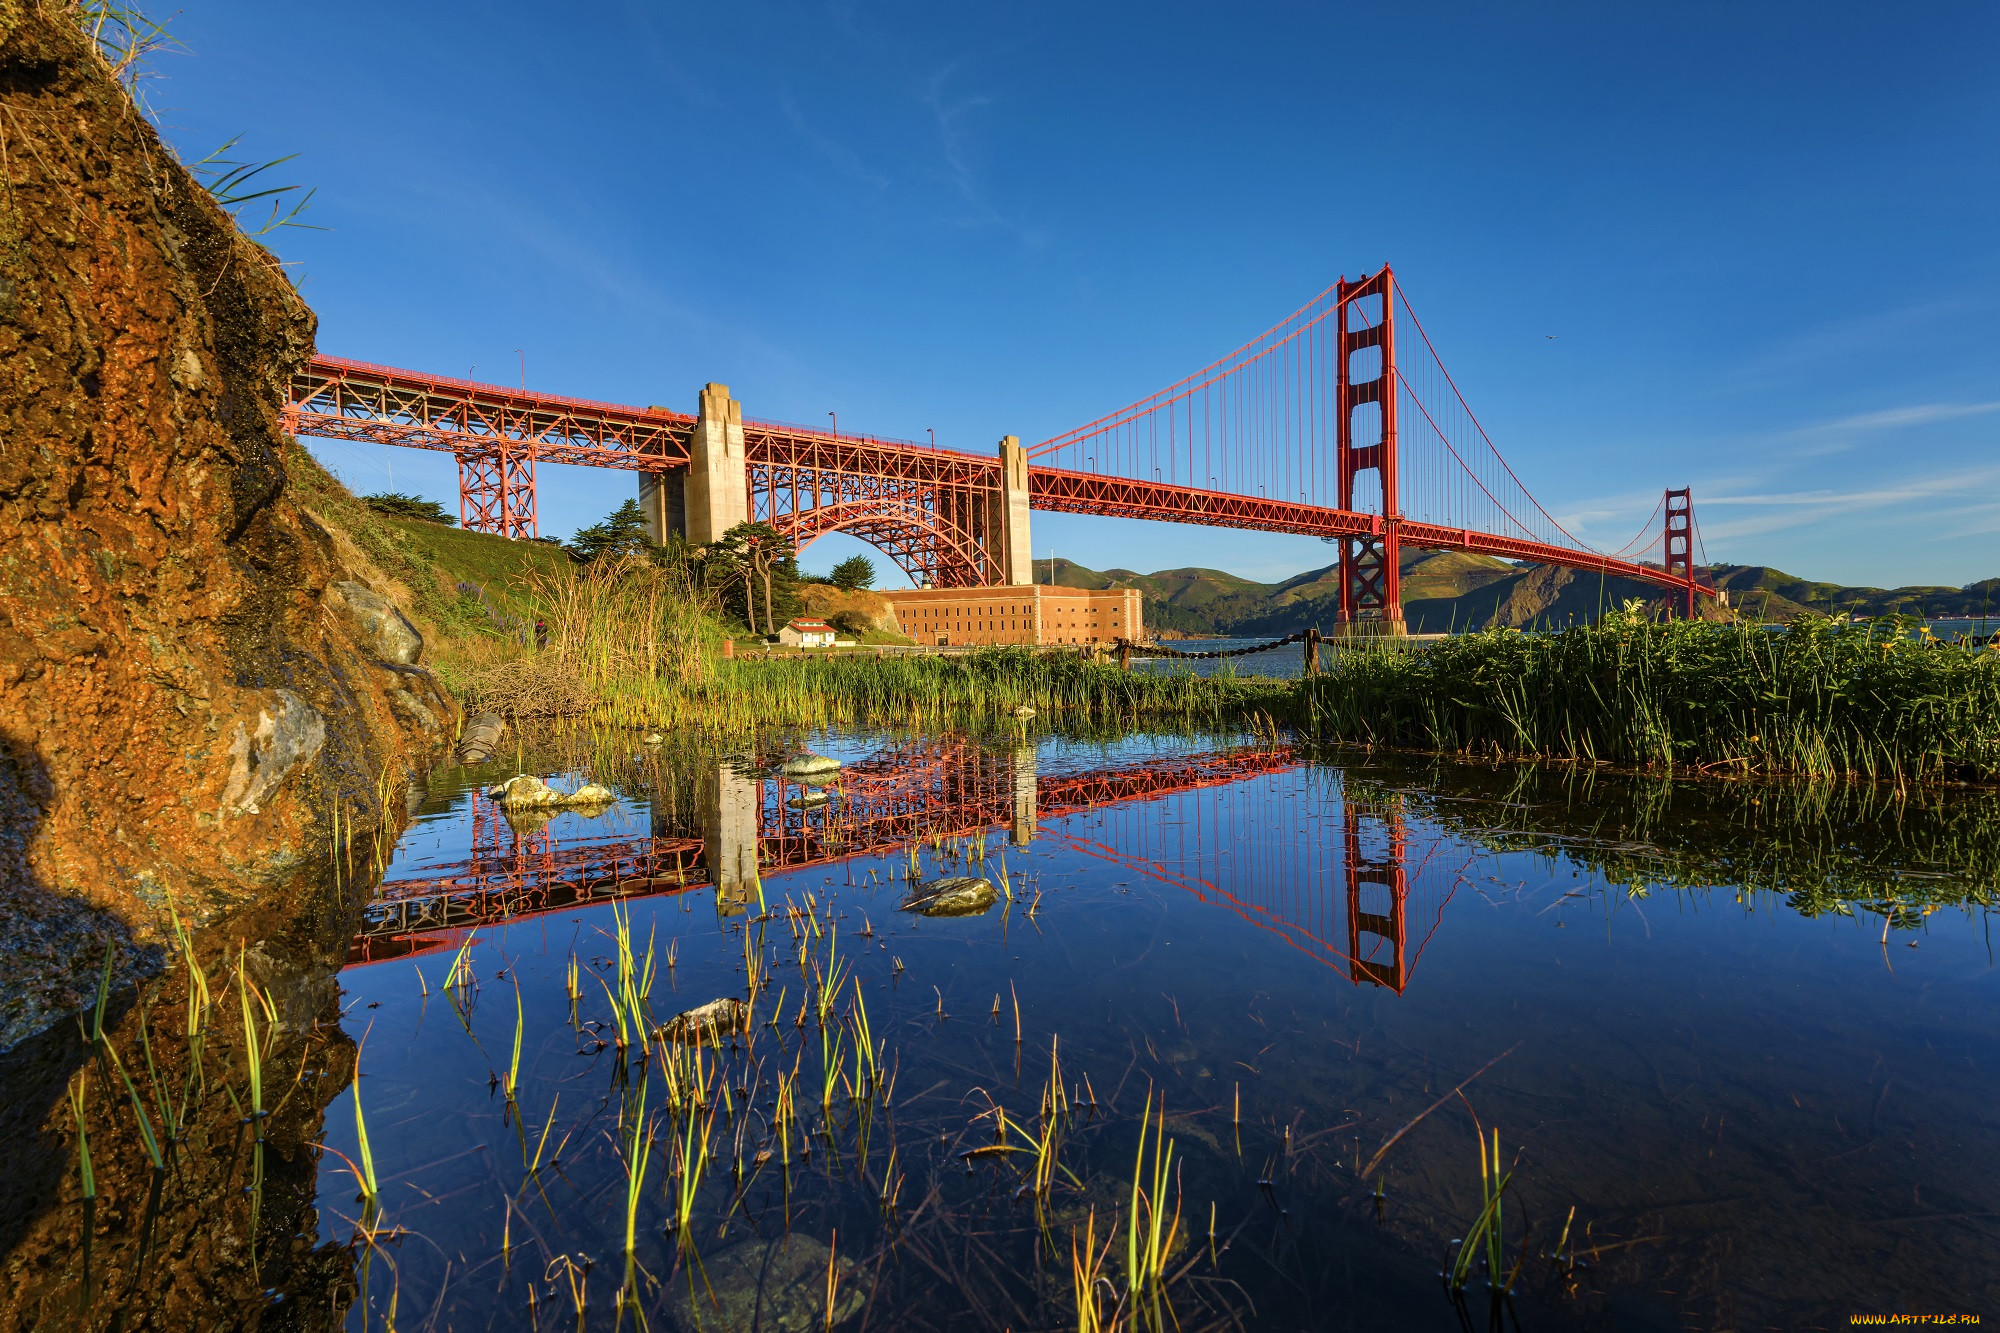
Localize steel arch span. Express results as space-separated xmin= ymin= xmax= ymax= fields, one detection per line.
xmin=774 ymin=496 xmax=995 ymax=588
xmin=752 ymin=464 xmax=1005 ymax=588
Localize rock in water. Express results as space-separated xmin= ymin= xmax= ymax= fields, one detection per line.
xmin=456 ymin=712 xmax=507 ymax=765
xmin=487 ymin=775 xmax=617 ymax=808
xmin=787 ymin=790 xmax=831 ymax=810
xmin=781 ymin=752 xmax=842 ymax=777
xmin=667 ymin=1233 xmax=869 ymax=1333
xmin=658 ymin=997 xmax=751 ymax=1045
xmin=1013 ymin=705 xmax=1036 ymax=720
xmin=901 ymin=876 xmax=1001 ymax=918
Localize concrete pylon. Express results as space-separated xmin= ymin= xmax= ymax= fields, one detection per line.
xmin=638 ymin=407 xmax=686 ymax=546
xmin=993 ymin=435 xmax=1032 ymax=585
xmin=1010 ymin=743 xmax=1037 ymax=847
xmin=701 ymin=763 xmax=762 ymax=917
xmin=669 ymin=383 xmax=748 ymax=546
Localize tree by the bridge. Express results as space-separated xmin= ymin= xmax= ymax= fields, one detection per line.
xmin=710 ymin=522 xmax=801 ymax=636
xmin=365 ymin=492 xmax=456 ymax=526
xmin=568 ymin=499 xmax=655 ymax=562
xmin=829 ymin=554 xmax=876 ymax=591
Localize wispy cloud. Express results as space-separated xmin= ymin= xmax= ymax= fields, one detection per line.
xmin=1779 ymin=400 xmax=2000 ymax=456
xmin=1696 ymin=464 xmax=2000 ymax=543
xmin=920 ymin=63 xmax=1043 ymax=243
xmin=780 ymin=92 xmax=891 ymax=189
xmin=1730 ymin=296 xmax=1977 ymax=387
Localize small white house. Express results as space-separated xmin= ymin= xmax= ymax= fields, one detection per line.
xmin=777 ymin=618 xmax=838 ymax=648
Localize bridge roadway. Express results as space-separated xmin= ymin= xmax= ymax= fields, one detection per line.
xmin=290 ymin=355 xmax=1703 ymax=598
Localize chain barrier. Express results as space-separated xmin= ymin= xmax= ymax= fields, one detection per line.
xmin=1116 ymin=632 xmax=1307 ymax=661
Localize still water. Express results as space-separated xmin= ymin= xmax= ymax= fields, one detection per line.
xmin=305 ymin=730 xmax=2000 ymax=1330
xmin=9 ymin=728 xmax=1995 ymax=1330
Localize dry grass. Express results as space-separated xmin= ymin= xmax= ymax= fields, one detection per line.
xmin=453 ymin=554 xmax=719 ymax=717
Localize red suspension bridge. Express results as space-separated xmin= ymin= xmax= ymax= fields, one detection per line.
xmin=287 ymin=266 xmax=1716 ymax=623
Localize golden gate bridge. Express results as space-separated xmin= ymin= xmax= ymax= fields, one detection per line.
xmin=288 ymin=265 xmax=1716 ymax=625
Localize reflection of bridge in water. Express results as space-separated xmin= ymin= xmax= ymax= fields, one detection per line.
xmin=347 ymin=741 xmax=1462 ymax=993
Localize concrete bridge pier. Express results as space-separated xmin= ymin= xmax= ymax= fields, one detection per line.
xmin=702 ymin=763 xmax=762 ymax=916
xmin=642 ymin=383 xmax=748 ymax=547
xmin=1010 ymin=742 xmax=1037 ymax=846
xmin=991 ymin=435 xmax=1032 ymax=586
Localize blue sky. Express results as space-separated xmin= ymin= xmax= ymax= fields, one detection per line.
xmin=157 ymin=2 xmax=1998 ymax=589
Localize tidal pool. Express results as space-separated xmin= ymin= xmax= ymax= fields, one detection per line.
xmin=8 ymin=728 xmax=1997 ymax=1330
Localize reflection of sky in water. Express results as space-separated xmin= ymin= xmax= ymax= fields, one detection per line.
xmin=327 ymin=735 xmax=2000 ymax=1329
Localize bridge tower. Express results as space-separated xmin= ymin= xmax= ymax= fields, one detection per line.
xmin=640 ymin=383 xmax=749 ymax=547
xmin=1343 ymin=794 xmax=1408 ymax=992
xmin=1335 ymin=268 xmax=1405 ymax=633
xmin=1663 ymin=487 xmax=1695 ymax=618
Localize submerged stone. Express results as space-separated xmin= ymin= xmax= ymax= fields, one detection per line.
xmin=486 ymin=775 xmax=616 ymax=808
xmin=658 ymin=997 xmax=751 ymax=1045
xmin=901 ymin=876 xmax=1000 ymax=918
xmin=667 ymin=1232 xmax=869 ymax=1332
xmin=781 ymin=752 xmax=842 ymax=777
xmin=787 ymin=790 xmax=831 ymax=810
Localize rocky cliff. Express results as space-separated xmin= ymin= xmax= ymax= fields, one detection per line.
xmin=0 ymin=2 xmax=452 ymax=1049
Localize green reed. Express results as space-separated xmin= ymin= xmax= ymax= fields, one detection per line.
xmin=353 ymin=1044 xmax=381 ymax=1209
xmin=1448 ymin=1127 xmax=1515 ymax=1293
xmin=1300 ymin=609 xmax=2000 ymax=781
xmin=1125 ymin=1092 xmax=1181 ymax=1331
xmin=671 ymin=1102 xmax=712 ymax=1253
xmin=505 ymin=977 xmax=524 ymax=1103
xmin=622 ymin=1076 xmax=652 ymax=1256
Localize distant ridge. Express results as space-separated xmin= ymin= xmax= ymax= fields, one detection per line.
xmin=1029 ymin=553 xmax=2000 ymax=636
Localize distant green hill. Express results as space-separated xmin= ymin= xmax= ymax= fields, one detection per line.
xmin=1037 ymin=551 xmax=2000 ymax=637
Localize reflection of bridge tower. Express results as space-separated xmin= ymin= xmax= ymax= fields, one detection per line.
xmin=1343 ymin=796 xmax=1408 ymax=992
xmin=703 ymin=764 xmax=762 ymax=916
xmin=1010 ymin=744 xmax=1037 ymax=846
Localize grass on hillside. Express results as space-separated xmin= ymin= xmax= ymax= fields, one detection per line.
xmin=284 ymin=441 xmax=573 ymax=679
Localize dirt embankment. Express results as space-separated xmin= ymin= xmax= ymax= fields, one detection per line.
xmin=797 ymin=584 xmax=911 ymax=641
xmin=0 ymin=3 xmax=452 ymax=1049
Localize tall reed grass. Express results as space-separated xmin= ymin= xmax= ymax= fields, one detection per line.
xmin=444 ymin=554 xmax=720 ymax=715
xmin=1301 ymin=609 xmax=2000 ymax=781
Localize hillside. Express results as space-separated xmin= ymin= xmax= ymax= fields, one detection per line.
xmin=1043 ymin=551 xmax=1996 ymax=637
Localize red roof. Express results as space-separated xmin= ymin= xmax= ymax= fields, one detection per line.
xmin=786 ymin=619 xmax=835 ymax=631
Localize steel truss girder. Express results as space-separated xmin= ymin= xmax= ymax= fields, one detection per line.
xmin=289 ymin=356 xmax=691 ymax=468
xmin=459 ymin=449 xmax=537 ymax=538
